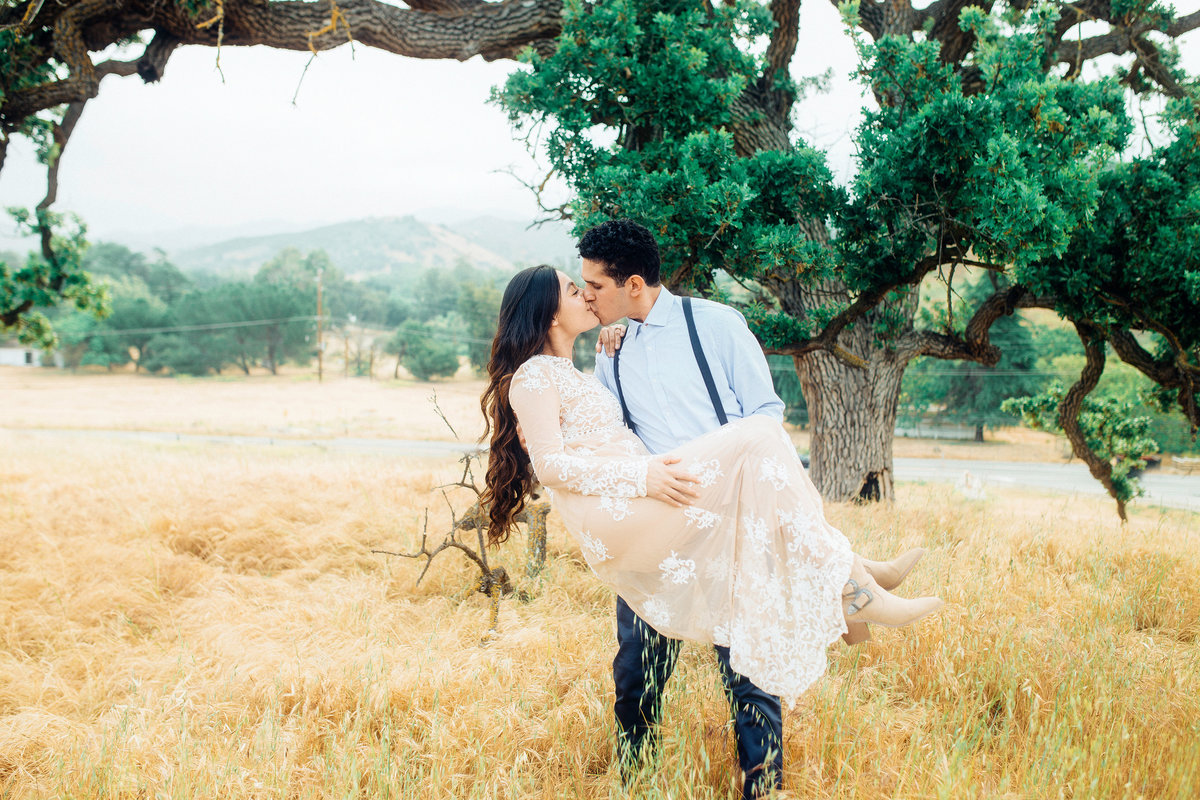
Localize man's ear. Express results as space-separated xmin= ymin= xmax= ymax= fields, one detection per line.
xmin=626 ymin=275 xmax=646 ymax=296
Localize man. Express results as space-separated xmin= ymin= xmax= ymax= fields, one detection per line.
xmin=578 ymin=218 xmax=786 ymax=799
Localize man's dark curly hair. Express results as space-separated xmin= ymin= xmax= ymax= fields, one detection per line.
xmin=577 ymin=218 xmax=661 ymax=287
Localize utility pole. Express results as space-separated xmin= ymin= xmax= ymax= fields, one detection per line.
xmin=316 ymin=269 xmax=324 ymax=383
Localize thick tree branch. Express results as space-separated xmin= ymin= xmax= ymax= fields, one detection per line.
xmin=765 ymin=0 xmax=800 ymax=78
xmin=1108 ymin=329 xmax=1200 ymax=431
xmin=766 ymin=254 xmax=944 ymax=362
xmin=1060 ymin=322 xmax=1126 ymax=521
xmin=1052 ymin=7 xmax=1200 ymax=96
xmin=853 ymin=0 xmax=886 ymax=40
xmin=174 ymin=0 xmax=563 ymax=60
xmin=1 ymin=0 xmax=562 ymax=134
xmin=1051 ymin=0 xmax=1111 ymax=43
xmin=1168 ymin=9 xmax=1200 ymax=37
xmin=891 ymin=286 xmax=1055 ymax=363
xmin=1107 ymin=329 xmax=1174 ymax=385
xmin=924 ymin=0 xmax=993 ymax=64
xmin=403 ymin=0 xmax=487 ymax=13
xmin=3 ymin=28 xmax=180 ymax=132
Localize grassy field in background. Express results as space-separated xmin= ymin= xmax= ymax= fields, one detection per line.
xmin=1 ymin=419 xmax=1198 ymax=798
xmin=0 ymin=367 xmax=1072 ymax=464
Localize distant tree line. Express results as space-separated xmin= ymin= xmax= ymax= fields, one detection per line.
xmin=16 ymin=240 xmax=1194 ymax=457
xmin=32 ymin=242 xmax=510 ymax=381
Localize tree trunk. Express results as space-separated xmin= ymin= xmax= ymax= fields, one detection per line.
xmin=795 ymin=348 xmax=908 ymax=502
xmin=757 ymin=259 xmax=922 ymax=502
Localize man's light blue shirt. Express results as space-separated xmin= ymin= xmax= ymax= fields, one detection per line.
xmin=594 ymin=287 xmax=785 ymax=455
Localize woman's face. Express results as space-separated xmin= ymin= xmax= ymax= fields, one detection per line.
xmin=554 ymin=270 xmax=600 ymax=336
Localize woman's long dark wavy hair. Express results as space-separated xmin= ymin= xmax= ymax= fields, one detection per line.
xmin=480 ymin=265 xmax=561 ymax=546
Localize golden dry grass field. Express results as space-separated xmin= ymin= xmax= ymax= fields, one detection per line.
xmin=2 ymin=367 xmax=1199 ymax=798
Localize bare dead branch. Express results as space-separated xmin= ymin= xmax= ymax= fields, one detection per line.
xmin=429 ymin=389 xmax=460 ymax=441
xmin=372 ymin=413 xmax=550 ymax=633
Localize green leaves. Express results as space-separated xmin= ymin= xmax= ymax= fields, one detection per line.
xmin=1019 ymin=106 xmax=1200 ymax=365
xmin=1 ymin=208 xmax=109 ymax=350
xmin=845 ymin=18 xmax=1129 ymax=291
xmin=496 ymin=0 xmax=842 ymax=299
xmin=1002 ymin=384 xmax=1160 ymax=502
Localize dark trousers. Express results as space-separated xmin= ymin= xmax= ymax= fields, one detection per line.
xmin=613 ymin=596 xmax=783 ymax=799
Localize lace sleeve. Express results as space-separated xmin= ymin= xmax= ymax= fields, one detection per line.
xmin=510 ymin=360 xmax=649 ymax=498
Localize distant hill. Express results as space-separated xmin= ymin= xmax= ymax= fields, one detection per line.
xmin=444 ymin=217 xmax=577 ymax=269
xmin=165 ymin=216 xmax=577 ymax=281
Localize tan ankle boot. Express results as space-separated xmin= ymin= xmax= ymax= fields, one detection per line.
xmin=843 ymin=560 xmax=943 ymax=628
xmin=862 ymin=547 xmax=925 ymax=591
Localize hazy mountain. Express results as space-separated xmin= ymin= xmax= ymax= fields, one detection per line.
xmin=100 ymin=219 xmax=314 ymax=254
xmin=446 ymin=216 xmax=578 ymax=269
xmin=168 ymin=216 xmax=518 ymax=280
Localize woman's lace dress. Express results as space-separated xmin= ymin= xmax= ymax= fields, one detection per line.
xmin=510 ymin=354 xmax=854 ymax=701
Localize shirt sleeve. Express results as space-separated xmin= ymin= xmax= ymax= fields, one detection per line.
xmin=712 ymin=308 xmax=786 ymax=423
xmin=510 ymin=361 xmax=649 ymax=498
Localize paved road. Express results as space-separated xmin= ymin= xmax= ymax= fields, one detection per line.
xmin=5 ymin=428 xmax=1197 ymax=512
xmin=896 ymin=458 xmax=1200 ymax=512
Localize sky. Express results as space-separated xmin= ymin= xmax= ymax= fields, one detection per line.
xmin=0 ymin=2 xmax=1196 ymax=253
xmin=0 ymin=3 xmax=869 ymax=251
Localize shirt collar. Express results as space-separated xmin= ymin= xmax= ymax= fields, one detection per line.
xmin=638 ymin=286 xmax=677 ymax=329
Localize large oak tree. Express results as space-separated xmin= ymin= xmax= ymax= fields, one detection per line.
xmin=496 ymin=0 xmax=1200 ymax=515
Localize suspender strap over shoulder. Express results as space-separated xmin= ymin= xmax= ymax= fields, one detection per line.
xmin=612 ymin=345 xmax=636 ymax=434
xmin=610 ymin=295 xmax=729 ymax=435
xmin=682 ymin=296 xmax=728 ymax=426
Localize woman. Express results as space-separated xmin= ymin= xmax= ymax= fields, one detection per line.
xmin=480 ymin=265 xmax=941 ymax=701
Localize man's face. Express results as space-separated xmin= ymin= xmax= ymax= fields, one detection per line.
xmin=581 ymin=258 xmax=632 ymax=325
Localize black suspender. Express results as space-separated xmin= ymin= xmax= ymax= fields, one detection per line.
xmin=681 ymin=296 xmax=729 ymax=425
xmin=612 ymin=295 xmax=728 ymax=434
xmin=612 ymin=340 xmax=636 ymax=434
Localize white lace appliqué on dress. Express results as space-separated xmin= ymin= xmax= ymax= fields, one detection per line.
xmin=705 ymin=553 xmax=731 ymax=582
xmin=742 ymin=514 xmax=772 ymax=555
xmin=688 ymin=459 xmax=724 ymax=488
xmin=659 ymin=552 xmax=697 ymax=585
xmin=599 ymin=496 xmax=632 ymax=521
xmin=758 ymin=457 xmax=791 ymax=490
xmin=510 ymin=357 xmax=650 ymax=500
xmin=579 ymin=531 xmax=611 ymax=563
xmin=642 ymin=597 xmax=671 ymax=628
xmin=684 ymin=507 xmax=721 ymax=529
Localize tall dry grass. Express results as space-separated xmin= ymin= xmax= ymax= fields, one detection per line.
xmin=1 ymin=431 xmax=1197 ymax=798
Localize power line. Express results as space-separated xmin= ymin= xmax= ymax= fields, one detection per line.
xmin=84 ymin=315 xmax=322 ymax=337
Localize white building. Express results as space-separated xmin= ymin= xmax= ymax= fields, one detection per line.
xmin=0 ymin=340 xmax=47 ymax=367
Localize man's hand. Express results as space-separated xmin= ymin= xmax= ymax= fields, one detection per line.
xmin=595 ymin=323 xmax=627 ymax=357
xmin=516 ymin=422 xmax=528 ymax=454
xmin=645 ymin=455 xmax=701 ymax=507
